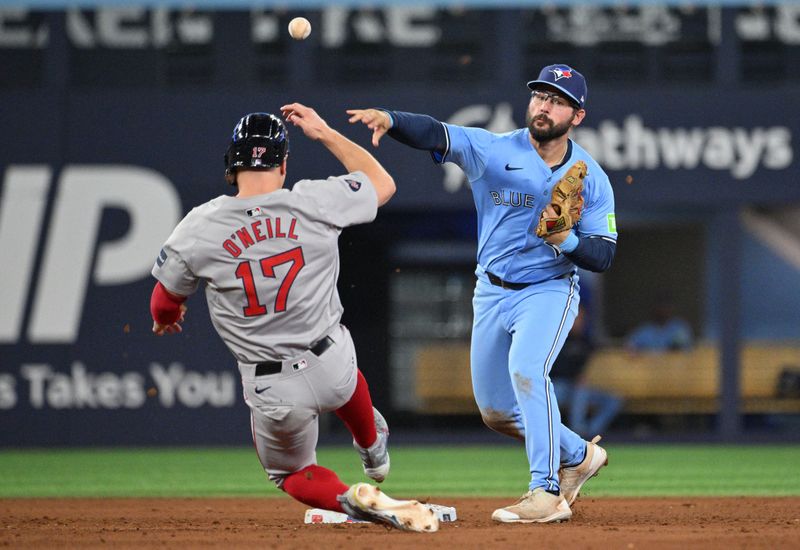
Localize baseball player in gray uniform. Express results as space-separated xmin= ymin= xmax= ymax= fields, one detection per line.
xmin=149 ymin=104 xmax=438 ymax=533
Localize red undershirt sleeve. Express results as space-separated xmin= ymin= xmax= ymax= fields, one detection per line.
xmin=150 ymin=281 xmax=187 ymax=325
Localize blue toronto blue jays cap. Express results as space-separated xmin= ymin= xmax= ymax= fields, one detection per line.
xmin=527 ymin=64 xmax=587 ymax=108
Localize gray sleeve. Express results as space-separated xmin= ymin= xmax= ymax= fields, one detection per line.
xmin=150 ymin=209 xmax=203 ymax=296
xmin=292 ymin=171 xmax=378 ymax=228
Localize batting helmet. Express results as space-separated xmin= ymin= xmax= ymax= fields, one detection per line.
xmin=224 ymin=112 xmax=289 ymax=185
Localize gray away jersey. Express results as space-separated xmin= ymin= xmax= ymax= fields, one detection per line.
xmin=152 ymin=171 xmax=377 ymax=363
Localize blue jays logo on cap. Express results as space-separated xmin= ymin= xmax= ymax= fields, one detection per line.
xmin=527 ymin=64 xmax=587 ymax=108
xmin=550 ymin=67 xmax=573 ymax=81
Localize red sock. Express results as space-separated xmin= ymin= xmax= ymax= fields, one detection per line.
xmin=283 ymin=465 xmax=349 ymax=513
xmin=335 ymin=369 xmax=377 ymax=449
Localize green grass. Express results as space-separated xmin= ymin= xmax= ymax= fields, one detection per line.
xmin=1 ymin=445 xmax=798 ymax=498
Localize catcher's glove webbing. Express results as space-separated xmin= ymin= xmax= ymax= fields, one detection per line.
xmin=535 ymin=160 xmax=587 ymax=237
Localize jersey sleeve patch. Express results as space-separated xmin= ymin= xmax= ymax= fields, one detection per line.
xmin=345 ymin=178 xmax=362 ymax=192
xmin=156 ymin=248 xmax=168 ymax=267
xmin=607 ymin=213 xmax=617 ymax=233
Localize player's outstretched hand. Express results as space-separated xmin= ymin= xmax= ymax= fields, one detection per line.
xmin=152 ymin=304 xmax=187 ymax=336
xmin=346 ymin=108 xmax=391 ymax=148
xmin=280 ymin=103 xmax=332 ymax=141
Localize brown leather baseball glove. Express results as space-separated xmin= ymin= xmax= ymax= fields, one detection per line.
xmin=535 ymin=160 xmax=587 ymax=237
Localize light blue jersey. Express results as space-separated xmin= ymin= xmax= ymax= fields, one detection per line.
xmin=439 ymin=126 xmax=617 ymax=283
xmin=435 ymin=123 xmax=617 ymax=495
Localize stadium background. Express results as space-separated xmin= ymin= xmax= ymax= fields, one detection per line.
xmin=1 ymin=1 xmax=799 ymax=450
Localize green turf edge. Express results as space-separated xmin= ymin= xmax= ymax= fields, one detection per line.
xmin=1 ymin=445 xmax=798 ymax=498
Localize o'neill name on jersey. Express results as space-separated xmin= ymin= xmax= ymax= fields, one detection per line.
xmin=223 ymin=216 xmax=300 ymax=258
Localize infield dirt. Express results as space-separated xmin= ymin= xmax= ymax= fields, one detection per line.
xmin=2 ymin=497 xmax=798 ymax=548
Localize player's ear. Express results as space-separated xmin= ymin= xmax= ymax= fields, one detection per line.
xmin=279 ymin=159 xmax=287 ymax=176
xmin=571 ymin=109 xmax=586 ymax=127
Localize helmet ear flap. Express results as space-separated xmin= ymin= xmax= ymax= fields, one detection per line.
xmin=225 ymin=169 xmax=237 ymax=186
xmin=223 ymin=153 xmax=237 ymax=186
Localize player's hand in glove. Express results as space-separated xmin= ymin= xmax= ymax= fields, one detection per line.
xmin=536 ymin=160 xmax=587 ymax=242
xmin=346 ymin=108 xmax=391 ymax=148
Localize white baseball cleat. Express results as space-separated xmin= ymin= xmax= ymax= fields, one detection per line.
xmin=559 ymin=435 xmax=608 ymax=506
xmin=353 ymin=407 xmax=390 ymax=483
xmin=491 ymin=487 xmax=572 ymax=523
xmin=338 ymin=483 xmax=439 ymax=533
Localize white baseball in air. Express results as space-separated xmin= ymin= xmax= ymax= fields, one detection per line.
xmin=288 ymin=17 xmax=312 ymax=40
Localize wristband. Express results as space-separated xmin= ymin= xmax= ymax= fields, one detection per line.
xmin=378 ymin=109 xmax=394 ymax=128
xmin=559 ymin=232 xmax=580 ymax=253
xmin=150 ymin=282 xmax=187 ymax=325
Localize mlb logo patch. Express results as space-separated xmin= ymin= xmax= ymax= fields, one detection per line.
xmin=345 ymin=179 xmax=361 ymax=192
xmin=246 ymin=207 xmax=263 ymax=217
xmin=292 ymin=359 xmax=308 ymax=371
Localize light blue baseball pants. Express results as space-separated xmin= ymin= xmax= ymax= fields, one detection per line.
xmin=470 ymin=273 xmax=587 ymax=493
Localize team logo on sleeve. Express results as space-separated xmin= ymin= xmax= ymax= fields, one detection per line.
xmin=345 ymin=179 xmax=361 ymax=192
xmin=607 ymin=213 xmax=617 ymax=233
xmin=156 ymin=248 xmax=168 ymax=267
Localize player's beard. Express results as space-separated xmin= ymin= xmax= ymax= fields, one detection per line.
xmin=527 ymin=112 xmax=575 ymax=142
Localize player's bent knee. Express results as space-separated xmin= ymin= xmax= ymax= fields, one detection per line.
xmin=276 ymin=464 xmax=334 ymax=492
xmin=268 ymin=472 xmax=288 ymax=490
xmin=480 ymin=410 xmax=525 ymax=440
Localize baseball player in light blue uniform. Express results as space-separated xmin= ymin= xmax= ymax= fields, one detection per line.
xmin=349 ymin=64 xmax=617 ymax=523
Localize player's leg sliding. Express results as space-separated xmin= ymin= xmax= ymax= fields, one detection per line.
xmin=281 ymin=466 xmax=437 ymax=533
xmin=558 ymin=435 xmax=608 ymax=506
xmin=282 ymin=465 xmax=351 ymax=513
xmin=334 ymin=370 xmax=391 ymax=482
xmin=338 ymin=483 xmax=439 ymax=533
xmin=491 ymin=488 xmax=572 ymax=523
